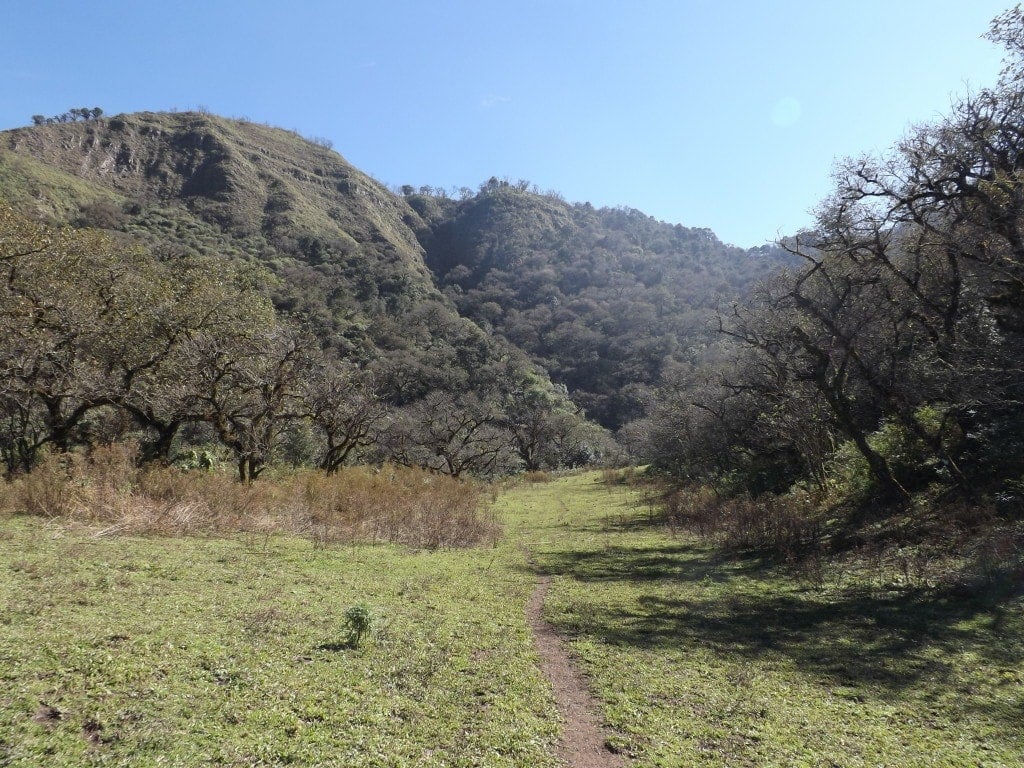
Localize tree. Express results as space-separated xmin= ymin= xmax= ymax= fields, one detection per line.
xmin=499 ymin=371 xmax=600 ymax=470
xmin=0 ymin=205 xmax=124 ymax=468
xmin=188 ymin=321 xmax=315 ymax=482
xmin=648 ymin=9 xmax=1024 ymax=499
xmin=303 ymin=361 xmax=388 ymax=473
xmin=380 ymin=392 xmax=515 ymax=477
xmin=0 ymin=200 xmax=293 ymax=472
xmin=106 ymin=257 xmax=278 ymax=463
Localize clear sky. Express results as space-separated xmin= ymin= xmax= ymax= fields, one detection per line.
xmin=0 ymin=1 xmax=1012 ymax=247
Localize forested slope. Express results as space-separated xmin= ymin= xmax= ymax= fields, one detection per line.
xmin=0 ymin=113 xmax=598 ymax=475
xmin=406 ymin=181 xmax=790 ymax=428
xmin=0 ymin=111 xmax=496 ymax=391
xmin=0 ymin=112 xmax=785 ymax=463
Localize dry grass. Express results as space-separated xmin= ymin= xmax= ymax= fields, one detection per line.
xmin=600 ymin=466 xmax=644 ymax=486
xmin=660 ymin=483 xmax=1024 ymax=592
xmin=664 ymin=486 xmax=823 ymax=563
xmin=0 ymin=444 xmax=498 ymax=549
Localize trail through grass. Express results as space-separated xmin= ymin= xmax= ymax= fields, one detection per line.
xmin=2 ymin=471 xmax=1022 ymax=766
xmin=501 ymin=473 xmax=1024 ymax=767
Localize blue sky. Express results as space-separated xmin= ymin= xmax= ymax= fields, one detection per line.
xmin=0 ymin=1 xmax=1011 ymax=247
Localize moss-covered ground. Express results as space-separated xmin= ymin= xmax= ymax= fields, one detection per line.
xmin=2 ymin=471 xmax=1022 ymax=766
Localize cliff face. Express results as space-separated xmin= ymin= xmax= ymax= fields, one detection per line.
xmin=1 ymin=111 xmax=428 ymax=264
xmin=0 ymin=113 xmax=505 ymax=400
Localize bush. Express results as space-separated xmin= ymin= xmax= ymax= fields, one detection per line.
xmin=830 ymin=406 xmax=963 ymax=499
xmin=601 ymin=466 xmax=646 ymax=486
xmin=665 ymin=486 xmax=822 ymax=562
xmin=342 ymin=604 xmax=374 ymax=648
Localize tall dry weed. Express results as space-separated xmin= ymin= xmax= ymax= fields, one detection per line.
xmin=5 ymin=446 xmax=497 ymax=548
xmin=665 ymin=486 xmax=822 ymax=562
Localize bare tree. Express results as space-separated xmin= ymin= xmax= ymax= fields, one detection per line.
xmin=303 ymin=361 xmax=388 ymax=473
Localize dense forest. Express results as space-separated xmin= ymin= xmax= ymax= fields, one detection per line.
xmin=406 ymin=182 xmax=789 ymax=429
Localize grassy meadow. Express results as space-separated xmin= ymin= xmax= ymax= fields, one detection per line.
xmin=1 ymin=470 xmax=1022 ymax=766
xmin=510 ymin=474 xmax=1024 ymax=767
xmin=0 ymin=521 xmax=559 ymax=767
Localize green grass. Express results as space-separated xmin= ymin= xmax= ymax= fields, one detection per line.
xmin=0 ymin=523 xmax=559 ymax=767
xmin=0 ymin=148 xmax=121 ymax=221
xmin=2 ymin=472 xmax=1022 ymax=766
xmin=502 ymin=473 xmax=1024 ymax=767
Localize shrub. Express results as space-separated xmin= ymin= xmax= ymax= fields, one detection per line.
xmin=601 ymin=466 xmax=645 ymax=486
xmin=832 ymin=406 xmax=963 ymax=499
xmin=665 ymin=486 xmax=822 ymax=562
xmin=342 ymin=604 xmax=374 ymax=648
xmin=9 ymin=450 xmax=77 ymax=518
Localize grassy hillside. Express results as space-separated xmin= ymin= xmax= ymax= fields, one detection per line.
xmin=0 ymin=112 xmax=510 ymax=397
xmin=2 ymin=112 xmax=420 ymax=252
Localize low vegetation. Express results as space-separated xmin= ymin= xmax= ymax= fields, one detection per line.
xmin=0 ymin=517 xmax=558 ymax=766
xmin=0 ymin=444 xmax=496 ymax=549
xmin=1 ymin=469 xmax=1020 ymax=765
xmin=512 ymin=473 xmax=1024 ymax=766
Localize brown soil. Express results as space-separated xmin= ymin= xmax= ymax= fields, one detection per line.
xmin=527 ymin=576 xmax=626 ymax=768
xmin=32 ymin=703 xmax=62 ymax=727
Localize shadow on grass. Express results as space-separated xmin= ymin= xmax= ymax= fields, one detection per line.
xmin=532 ymin=544 xmax=1024 ymax=694
xmin=315 ymin=640 xmax=357 ymax=652
xmin=533 ymin=544 xmax=765 ymax=583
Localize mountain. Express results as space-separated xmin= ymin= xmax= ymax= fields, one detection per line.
xmin=0 ymin=111 xmax=515 ymax=404
xmin=0 ymin=111 xmax=788 ymax=431
xmin=405 ymin=180 xmax=790 ymax=428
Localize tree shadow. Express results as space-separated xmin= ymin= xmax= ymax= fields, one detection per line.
xmin=526 ymin=479 xmax=1024 ymax=737
xmin=531 ymin=543 xmax=1023 ymax=695
xmin=532 ymin=544 xmax=765 ymax=583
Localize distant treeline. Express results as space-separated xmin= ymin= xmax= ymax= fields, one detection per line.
xmin=31 ymin=107 xmax=103 ymax=125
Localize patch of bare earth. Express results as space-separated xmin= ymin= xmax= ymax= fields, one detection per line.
xmin=527 ymin=576 xmax=626 ymax=768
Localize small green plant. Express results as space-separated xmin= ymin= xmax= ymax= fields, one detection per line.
xmin=173 ymin=449 xmax=219 ymax=471
xmin=343 ymin=603 xmax=374 ymax=648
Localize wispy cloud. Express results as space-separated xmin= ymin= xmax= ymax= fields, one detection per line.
xmin=480 ymin=94 xmax=511 ymax=109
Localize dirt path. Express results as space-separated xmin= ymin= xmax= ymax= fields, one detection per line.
xmin=527 ymin=575 xmax=626 ymax=768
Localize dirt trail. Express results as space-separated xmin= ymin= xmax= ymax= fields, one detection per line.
xmin=527 ymin=575 xmax=626 ymax=768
